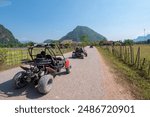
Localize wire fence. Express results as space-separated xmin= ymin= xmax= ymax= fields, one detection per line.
xmin=0 ymin=47 xmax=73 ymax=69
xmin=101 ymin=45 xmax=150 ymax=78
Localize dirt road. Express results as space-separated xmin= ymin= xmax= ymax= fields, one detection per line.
xmin=0 ymin=47 xmax=134 ymax=100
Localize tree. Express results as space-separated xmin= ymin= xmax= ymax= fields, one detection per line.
xmin=80 ymin=35 xmax=90 ymax=46
xmin=26 ymin=41 xmax=35 ymax=46
xmin=123 ymin=39 xmax=134 ymax=46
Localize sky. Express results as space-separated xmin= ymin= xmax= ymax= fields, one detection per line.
xmin=0 ymin=0 xmax=150 ymax=42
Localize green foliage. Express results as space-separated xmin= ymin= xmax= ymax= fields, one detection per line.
xmin=0 ymin=47 xmax=73 ymax=71
xmin=0 ymin=49 xmax=8 ymax=65
xmin=80 ymin=35 xmax=89 ymax=42
xmin=133 ymin=44 xmax=150 ymax=61
xmin=44 ymin=39 xmax=59 ymax=43
xmin=26 ymin=41 xmax=35 ymax=46
xmin=123 ymin=39 xmax=134 ymax=45
xmin=81 ymin=35 xmax=90 ymax=44
xmin=0 ymin=24 xmax=20 ymax=47
xmin=60 ymin=26 xmax=107 ymax=42
xmin=97 ymin=46 xmax=150 ymax=99
xmin=0 ymin=24 xmax=36 ymax=48
xmin=99 ymin=40 xmax=106 ymax=46
xmin=80 ymin=35 xmax=90 ymax=46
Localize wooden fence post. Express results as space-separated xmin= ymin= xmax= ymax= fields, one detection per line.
xmin=148 ymin=62 xmax=150 ymax=76
xmin=135 ymin=47 xmax=140 ymax=65
xmin=132 ymin=46 xmax=134 ymax=65
xmin=124 ymin=46 xmax=127 ymax=63
xmin=128 ymin=47 xmax=130 ymax=64
xmin=112 ymin=46 xmax=114 ymax=55
xmin=120 ymin=45 xmax=122 ymax=59
xmin=135 ymin=47 xmax=140 ymax=69
xmin=130 ymin=46 xmax=134 ymax=65
xmin=140 ymin=58 xmax=146 ymax=70
xmin=122 ymin=46 xmax=125 ymax=61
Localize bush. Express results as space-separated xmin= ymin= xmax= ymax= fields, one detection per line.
xmin=123 ymin=39 xmax=134 ymax=46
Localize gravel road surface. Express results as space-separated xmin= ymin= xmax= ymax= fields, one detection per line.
xmin=0 ymin=47 xmax=134 ymax=100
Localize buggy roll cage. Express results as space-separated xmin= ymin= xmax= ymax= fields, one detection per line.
xmin=28 ymin=43 xmax=65 ymax=60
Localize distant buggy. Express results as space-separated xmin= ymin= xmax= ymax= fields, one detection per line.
xmin=72 ymin=47 xmax=87 ymax=59
xmin=13 ymin=44 xmax=71 ymax=94
xmin=90 ymin=45 xmax=93 ymax=48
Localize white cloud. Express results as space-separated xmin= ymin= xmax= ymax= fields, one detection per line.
xmin=0 ymin=0 xmax=12 ymax=7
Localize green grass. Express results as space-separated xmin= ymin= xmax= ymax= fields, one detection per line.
xmin=97 ymin=46 xmax=150 ymax=99
xmin=5 ymin=49 xmax=29 ymax=65
xmin=133 ymin=44 xmax=150 ymax=61
xmin=0 ymin=47 xmax=73 ymax=71
xmin=104 ymin=44 xmax=150 ymax=78
xmin=105 ymin=44 xmax=150 ymax=61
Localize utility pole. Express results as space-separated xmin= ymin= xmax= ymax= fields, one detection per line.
xmin=144 ymin=28 xmax=146 ymax=40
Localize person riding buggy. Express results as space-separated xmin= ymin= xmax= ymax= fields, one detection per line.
xmin=13 ymin=43 xmax=71 ymax=94
xmin=72 ymin=46 xmax=87 ymax=59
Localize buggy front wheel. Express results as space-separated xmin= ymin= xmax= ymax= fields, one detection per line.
xmin=37 ymin=75 xmax=53 ymax=94
xmin=13 ymin=71 xmax=28 ymax=89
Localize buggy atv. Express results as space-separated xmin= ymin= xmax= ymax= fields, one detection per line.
xmin=72 ymin=47 xmax=87 ymax=59
xmin=90 ymin=45 xmax=93 ymax=48
xmin=13 ymin=44 xmax=71 ymax=94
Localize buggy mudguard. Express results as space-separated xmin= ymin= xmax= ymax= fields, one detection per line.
xmin=20 ymin=65 xmax=30 ymax=71
xmin=65 ymin=59 xmax=70 ymax=68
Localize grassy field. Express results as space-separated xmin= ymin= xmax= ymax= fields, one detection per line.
xmin=134 ymin=44 xmax=150 ymax=61
xmin=103 ymin=44 xmax=150 ymax=78
xmin=97 ymin=46 xmax=150 ymax=99
xmin=106 ymin=44 xmax=150 ymax=61
xmin=0 ymin=47 xmax=73 ymax=71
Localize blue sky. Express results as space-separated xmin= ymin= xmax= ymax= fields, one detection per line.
xmin=0 ymin=0 xmax=150 ymax=42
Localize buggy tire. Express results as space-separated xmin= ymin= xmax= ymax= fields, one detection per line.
xmin=13 ymin=71 xmax=28 ymax=89
xmin=85 ymin=53 xmax=87 ymax=57
xmin=66 ymin=67 xmax=71 ymax=74
xmin=57 ymin=68 xmax=61 ymax=72
xmin=37 ymin=75 xmax=53 ymax=94
xmin=81 ymin=54 xmax=84 ymax=59
xmin=72 ymin=53 xmax=75 ymax=58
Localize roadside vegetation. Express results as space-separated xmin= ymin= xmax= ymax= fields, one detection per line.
xmin=97 ymin=46 xmax=150 ymax=99
xmin=133 ymin=44 xmax=150 ymax=61
xmin=0 ymin=46 xmax=73 ymax=71
xmin=0 ymin=36 xmax=91 ymax=71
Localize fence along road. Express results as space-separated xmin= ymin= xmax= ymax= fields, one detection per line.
xmin=0 ymin=47 xmax=134 ymax=99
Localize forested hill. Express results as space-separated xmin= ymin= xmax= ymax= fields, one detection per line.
xmin=0 ymin=24 xmax=19 ymax=46
xmin=60 ymin=26 xmax=107 ymax=42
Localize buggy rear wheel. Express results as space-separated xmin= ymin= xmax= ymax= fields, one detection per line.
xmin=85 ymin=53 xmax=87 ymax=57
xmin=81 ymin=53 xmax=84 ymax=59
xmin=37 ymin=75 xmax=53 ymax=94
xmin=72 ymin=53 xmax=75 ymax=58
xmin=66 ymin=67 xmax=71 ymax=74
xmin=13 ymin=71 xmax=28 ymax=89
